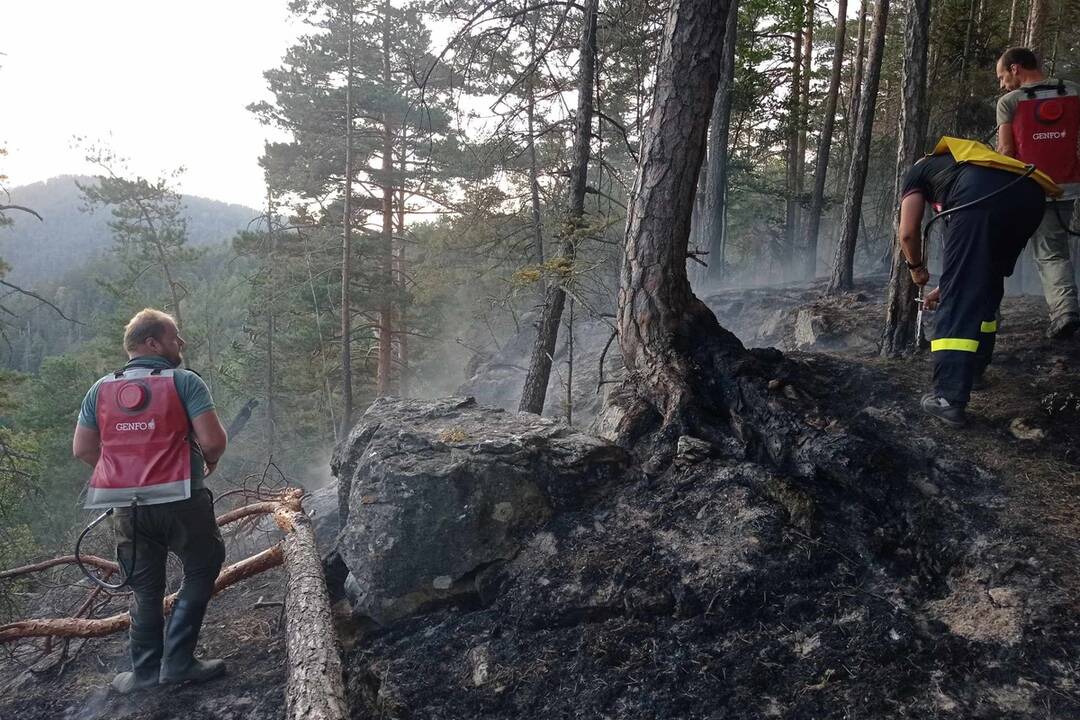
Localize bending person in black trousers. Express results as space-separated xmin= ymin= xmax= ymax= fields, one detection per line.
xmin=898 ymin=137 xmax=1058 ymax=427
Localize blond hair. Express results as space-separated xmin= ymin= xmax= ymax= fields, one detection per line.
xmin=123 ymin=309 xmax=177 ymax=352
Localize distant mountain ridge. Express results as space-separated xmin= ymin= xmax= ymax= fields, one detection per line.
xmin=0 ymin=176 xmax=258 ymax=284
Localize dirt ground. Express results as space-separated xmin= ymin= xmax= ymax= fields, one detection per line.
xmin=1 ymin=287 xmax=1078 ymax=720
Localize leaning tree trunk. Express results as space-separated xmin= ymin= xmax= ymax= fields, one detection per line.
xmin=703 ymin=0 xmax=739 ymax=284
xmin=881 ymin=0 xmax=931 ymax=356
xmin=802 ymin=0 xmax=848 ymax=279
xmin=826 ymin=0 xmax=889 ymax=295
xmin=519 ymin=0 xmax=598 ymax=415
xmin=602 ymin=0 xmax=781 ymax=466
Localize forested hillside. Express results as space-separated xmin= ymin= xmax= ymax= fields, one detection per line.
xmin=1 ymin=176 xmax=256 ymax=284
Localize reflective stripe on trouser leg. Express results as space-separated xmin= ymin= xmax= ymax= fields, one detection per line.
xmin=975 ymin=318 xmax=998 ymax=376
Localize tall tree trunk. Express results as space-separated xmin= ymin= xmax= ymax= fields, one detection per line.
xmin=266 ymin=188 xmax=276 ymax=454
xmin=526 ymin=14 xmax=545 ymax=272
xmin=395 ymin=187 xmax=408 ymax=398
xmin=603 ymin=0 xmax=751 ymax=455
xmin=377 ymin=0 xmax=395 ymax=397
xmin=826 ymin=0 xmax=889 ymax=295
xmin=704 ymin=0 xmax=740 ymax=284
xmin=802 ymin=0 xmax=848 ymax=279
xmin=881 ymin=0 xmax=932 ymax=356
xmin=843 ymin=0 xmax=870 ymax=185
xmin=341 ymin=4 xmax=355 ymax=430
xmin=518 ymin=0 xmax=598 ymax=415
xmin=797 ymin=2 xmax=815 ymax=190
xmin=955 ymin=0 xmax=976 ymax=129
xmin=1008 ymin=0 xmax=1021 ymax=42
xmin=1025 ymin=0 xmax=1046 ymax=51
xmin=784 ymin=16 xmax=805 ymax=280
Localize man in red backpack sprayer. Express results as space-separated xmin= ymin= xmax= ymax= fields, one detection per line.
xmin=995 ymin=47 xmax=1080 ymax=340
xmin=72 ymin=309 xmax=229 ymax=693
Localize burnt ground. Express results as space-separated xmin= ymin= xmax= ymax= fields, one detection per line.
xmin=342 ymin=289 xmax=1080 ymax=720
xmin=2 ymin=284 xmax=1079 ymax=720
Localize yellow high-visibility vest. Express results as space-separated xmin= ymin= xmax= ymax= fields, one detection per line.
xmin=931 ymin=136 xmax=1063 ymax=198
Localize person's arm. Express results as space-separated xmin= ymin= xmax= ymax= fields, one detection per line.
xmin=898 ymin=192 xmax=930 ymax=286
xmin=191 ymin=410 xmax=228 ymax=476
xmin=72 ymin=424 xmax=101 ymax=467
xmin=997 ymin=123 xmax=1017 ymax=158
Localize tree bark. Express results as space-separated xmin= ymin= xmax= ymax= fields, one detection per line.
xmin=826 ymin=0 xmax=889 ymax=295
xmin=603 ymin=0 xmax=774 ymax=464
xmin=703 ymin=0 xmax=739 ymax=285
xmin=266 ymin=187 xmax=277 ymax=453
xmin=837 ymin=0 xmax=869 ymax=198
xmin=955 ymin=0 xmax=976 ymax=129
xmin=519 ymin=0 xmax=598 ymax=415
xmin=802 ymin=0 xmax=848 ymax=279
xmin=1025 ymin=0 xmax=1047 ymax=51
xmin=881 ymin=0 xmax=932 ymax=356
xmin=784 ymin=15 xmax=805 ymax=279
xmin=341 ymin=2 xmax=355 ymax=430
xmin=275 ymin=505 xmax=348 ymax=720
xmin=1008 ymin=0 xmax=1021 ymax=42
xmin=377 ymin=0 xmax=396 ymax=397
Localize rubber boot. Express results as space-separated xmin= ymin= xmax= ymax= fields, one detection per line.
xmin=159 ymin=599 xmax=226 ymax=684
xmin=112 ymin=623 xmax=163 ymax=694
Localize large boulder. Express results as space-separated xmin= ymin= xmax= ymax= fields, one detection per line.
xmin=330 ymin=397 xmax=630 ymax=624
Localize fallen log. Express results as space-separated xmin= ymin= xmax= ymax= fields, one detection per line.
xmin=275 ymin=504 xmax=347 ymax=720
xmin=0 ymin=544 xmax=284 ymax=642
xmin=0 ymin=554 xmax=118 ymax=580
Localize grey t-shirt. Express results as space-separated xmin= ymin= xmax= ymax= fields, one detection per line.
xmin=79 ymin=355 xmax=215 ymax=486
xmin=997 ymin=78 xmax=1080 ymax=198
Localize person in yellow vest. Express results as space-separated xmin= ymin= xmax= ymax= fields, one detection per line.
xmin=898 ymin=137 xmax=1060 ymax=426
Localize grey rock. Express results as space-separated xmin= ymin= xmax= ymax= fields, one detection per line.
xmin=332 ymin=396 xmax=629 ymax=624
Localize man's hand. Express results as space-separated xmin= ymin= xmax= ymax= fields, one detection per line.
xmin=909 ymin=265 xmax=930 ymax=286
xmin=924 ymin=286 xmax=941 ymax=311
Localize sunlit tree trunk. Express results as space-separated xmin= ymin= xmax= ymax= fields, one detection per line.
xmin=802 ymin=0 xmax=848 ymax=279
xmin=827 ymin=0 xmax=889 ymax=295
xmin=881 ymin=0 xmax=931 ymax=356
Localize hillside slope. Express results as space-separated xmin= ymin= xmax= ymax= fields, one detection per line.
xmin=0 ymin=176 xmax=257 ymax=283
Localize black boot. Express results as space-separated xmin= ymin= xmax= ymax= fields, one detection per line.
xmin=921 ymin=393 xmax=967 ymax=428
xmin=112 ymin=623 xmax=163 ymax=693
xmin=159 ymin=599 xmax=226 ymax=684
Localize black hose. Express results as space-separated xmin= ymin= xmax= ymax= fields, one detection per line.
xmin=924 ymin=164 xmax=1038 ymax=236
xmin=75 ymin=499 xmax=138 ymax=591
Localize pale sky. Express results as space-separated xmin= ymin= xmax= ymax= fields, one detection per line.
xmin=0 ymin=1 xmax=301 ymax=208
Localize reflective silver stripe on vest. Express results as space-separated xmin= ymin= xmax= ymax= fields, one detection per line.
xmin=85 ymin=478 xmax=192 ymax=509
xmin=100 ymin=367 xmax=176 ymax=383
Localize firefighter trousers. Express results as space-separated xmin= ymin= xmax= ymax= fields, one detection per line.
xmin=932 ymin=169 xmax=1045 ymax=405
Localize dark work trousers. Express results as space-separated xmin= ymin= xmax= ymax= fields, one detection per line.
xmin=933 ymin=168 xmax=1045 ymax=405
xmin=113 ymin=489 xmax=226 ymax=641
